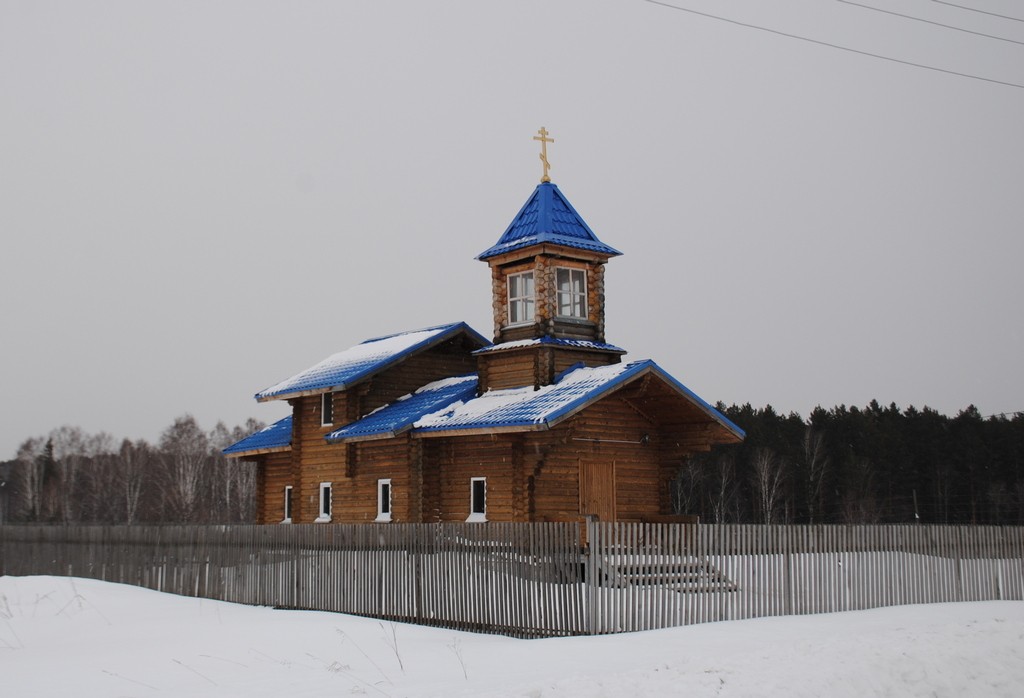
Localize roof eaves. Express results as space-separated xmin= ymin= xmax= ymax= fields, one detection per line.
xmin=645 ymin=364 xmax=747 ymax=440
xmin=412 ymin=422 xmax=550 ymax=438
xmin=326 ymin=429 xmax=401 ymax=445
xmin=223 ymin=444 xmax=291 ymax=459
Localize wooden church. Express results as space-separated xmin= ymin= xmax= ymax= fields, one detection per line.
xmin=225 ymin=131 xmax=744 ymax=524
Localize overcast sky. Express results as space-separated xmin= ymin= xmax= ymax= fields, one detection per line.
xmin=2 ymin=0 xmax=1022 ymax=459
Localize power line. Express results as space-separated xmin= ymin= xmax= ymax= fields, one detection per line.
xmin=643 ymin=0 xmax=1024 ymax=89
xmin=837 ymin=0 xmax=1024 ymax=46
xmin=930 ymin=0 xmax=1024 ymax=23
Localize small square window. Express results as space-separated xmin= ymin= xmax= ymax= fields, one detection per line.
xmin=317 ymin=482 xmax=332 ymax=522
xmin=282 ymin=485 xmax=293 ymax=524
xmin=321 ymin=392 xmax=334 ymax=427
xmin=507 ymin=271 xmax=535 ymax=326
xmin=376 ymin=479 xmax=392 ymax=523
xmin=467 ymin=477 xmax=487 ymax=522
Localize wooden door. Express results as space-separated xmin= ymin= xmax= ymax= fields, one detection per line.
xmin=579 ymin=459 xmax=616 ymax=521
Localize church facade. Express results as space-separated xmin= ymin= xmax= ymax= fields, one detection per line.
xmin=225 ymin=147 xmax=743 ymax=525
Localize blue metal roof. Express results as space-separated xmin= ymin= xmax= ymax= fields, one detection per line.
xmin=477 ymin=182 xmax=622 ymax=260
xmin=325 ymin=375 xmax=478 ymax=443
xmin=222 ymin=415 xmax=293 ymax=456
xmin=255 ymin=322 xmax=489 ymax=402
xmin=473 ymin=336 xmax=626 ymax=355
xmin=413 ymin=360 xmax=745 ymax=440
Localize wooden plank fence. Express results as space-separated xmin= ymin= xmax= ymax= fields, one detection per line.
xmin=1 ymin=523 xmax=1022 ymax=638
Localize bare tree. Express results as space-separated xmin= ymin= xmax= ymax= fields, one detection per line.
xmin=803 ymin=428 xmax=829 ymax=524
xmin=671 ymin=458 xmax=703 ymax=516
xmin=751 ymin=448 xmax=787 ymax=525
xmin=14 ymin=437 xmax=47 ymax=521
xmin=50 ymin=426 xmax=89 ymax=523
xmin=117 ymin=439 xmax=151 ymax=524
xmin=159 ymin=415 xmax=209 ymax=522
xmin=707 ymin=451 xmax=739 ymax=524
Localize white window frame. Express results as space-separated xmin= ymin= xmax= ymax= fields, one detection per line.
xmin=316 ymin=482 xmax=332 ymax=523
xmin=467 ymin=477 xmax=487 ymax=523
xmin=376 ymin=479 xmax=393 ymax=523
xmin=281 ymin=485 xmax=293 ymax=524
xmin=321 ymin=392 xmax=334 ymax=427
xmin=506 ymin=271 xmax=536 ymax=327
xmin=555 ymin=267 xmax=587 ymax=319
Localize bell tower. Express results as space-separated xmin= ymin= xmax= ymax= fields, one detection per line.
xmin=475 ymin=129 xmax=625 ymax=391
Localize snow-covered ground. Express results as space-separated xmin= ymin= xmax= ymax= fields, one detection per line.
xmin=2 ymin=576 xmax=1023 ymax=697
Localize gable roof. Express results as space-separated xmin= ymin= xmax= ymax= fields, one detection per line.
xmin=222 ymin=415 xmax=292 ymax=457
xmin=325 ymin=375 xmax=478 ymax=444
xmin=477 ymin=182 xmax=622 ymax=260
xmin=413 ymin=360 xmax=745 ymax=440
xmin=255 ymin=322 xmax=489 ymax=402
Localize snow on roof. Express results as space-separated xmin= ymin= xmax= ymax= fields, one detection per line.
xmin=222 ymin=415 xmax=292 ymax=457
xmin=255 ymin=322 xmax=489 ymax=402
xmin=477 ymin=182 xmax=622 ymax=260
xmin=325 ymin=375 xmax=478 ymax=443
xmin=413 ymin=361 xmax=636 ymax=432
xmin=413 ymin=360 xmax=745 ymax=439
xmin=473 ymin=337 xmax=626 ymax=355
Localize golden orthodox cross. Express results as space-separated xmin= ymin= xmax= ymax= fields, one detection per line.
xmin=533 ymin=127 xmax=554 ymax=183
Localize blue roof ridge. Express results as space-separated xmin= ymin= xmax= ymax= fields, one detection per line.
xmin=360 ymin=321 xmax=485 ymax=345
xmin=255 ymin=322 xmax=489 ymax=402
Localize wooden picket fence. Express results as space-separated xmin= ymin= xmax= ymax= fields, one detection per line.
xmin=1 ymin=522 xmax=1022 ymax=638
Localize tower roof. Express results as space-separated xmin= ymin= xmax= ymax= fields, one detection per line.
xmin=477 ymin=182 xmax=622 ymax=261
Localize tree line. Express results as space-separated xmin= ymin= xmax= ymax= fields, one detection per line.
xmin=674 ymin=402 xmax=1024 ymax=525
xmin=0 ymin=416 xmax=264 ymax=524
xmin=2 ymin=402 xmax=1022 ymax=526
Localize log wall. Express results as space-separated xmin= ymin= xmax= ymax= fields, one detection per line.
xmin=283 ymin=339 xmax=478 ymax=523
xmin=256 ymin=451 xmax=293 ymax=524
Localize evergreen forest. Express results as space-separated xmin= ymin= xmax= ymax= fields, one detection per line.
xmin=677 ymin=402 xmax=1024 ymax=525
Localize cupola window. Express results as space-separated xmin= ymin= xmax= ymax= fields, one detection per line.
xmin=556 ymin=268 xmax=587 ymax=319
xmin=507 ymin=271 xmax=535 ymax=326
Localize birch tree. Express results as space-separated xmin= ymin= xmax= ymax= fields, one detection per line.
xmin=803 ymin=427 xmax=829 ymax=524
xmin=751 ymin=448 xmax=787 ymax=524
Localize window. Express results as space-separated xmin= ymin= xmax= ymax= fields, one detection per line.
xmin=467 ymin=477 xmax=487 ymax=522
xmin=376 ymin=479 xmax=392 ymax=522
xmin=507 ymin=271 xmax=535 ymax=326
xmin=317 ymin=482 xmax=332 ymax=522
xmin=556 ymin=268 xmax=587 ymax=319
xmin=321 ymin=392 xmax=334 ymax=426
xmin=282 ymin=485 xmax=293 ymax=524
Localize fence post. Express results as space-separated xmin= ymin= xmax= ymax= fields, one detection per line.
xmin=784 ymin=527 xmax=794 ymax=616
xmin=585 ymin=517 xmax=598 ymax=636
xmin=955 ymin=526 xmax=964 ymax=602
